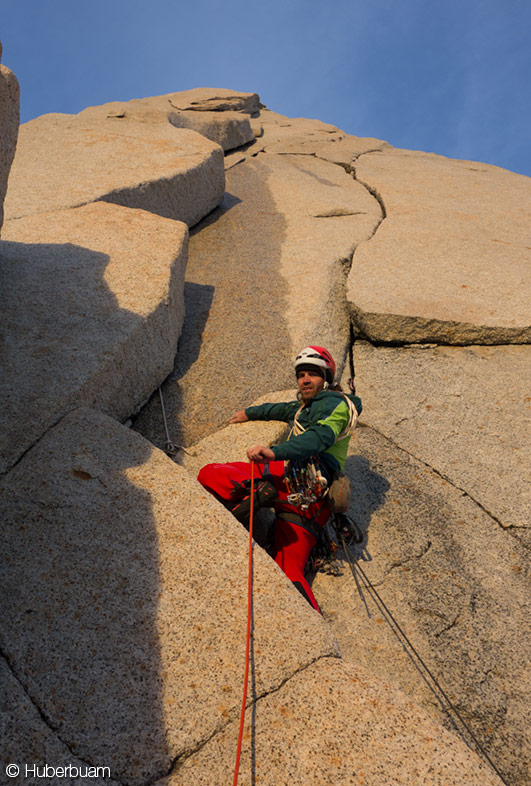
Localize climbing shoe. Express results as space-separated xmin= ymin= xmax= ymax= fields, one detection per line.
xmin=230 ymin=480 xmax=278 ymax=527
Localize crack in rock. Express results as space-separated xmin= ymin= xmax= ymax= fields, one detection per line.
xmin=407 ymin=604 xmax=463 ymax=639
xmin=351 ymin=331 xmax=531 ymax=347
xmin=361 ymin=422 xmax=517 ymax=536
xmin=148 ymin=652 xmax=340 ymax=785
xmin=1 ymin=410 xmax=69 ymax=477
xmin=0 ymin=647 xmax=124 ymax=784
xmin=434 ymin=610 xmax=462 ymax=638
xmin=479 ymin=666 xmax=496 ymax=686
xmin=350 ymin=164 xmax=387 ymax=220
xmin=371 ymin=539 xmax=433 ymax=586
xmin=311 ymin=209 xmax=367 ymax=218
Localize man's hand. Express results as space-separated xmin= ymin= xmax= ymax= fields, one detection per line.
xmin=230 ymin=410 xmax=249 ymax=424
xmin=247 ymin=444 xmax=275 ymax=462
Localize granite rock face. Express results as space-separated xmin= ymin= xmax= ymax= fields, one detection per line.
xmin=177 ymin=389 xmax=294 ymax=476
xmin=0 ymin=659 xmax=118 ymax=786
xmin=351 ymin=341 xmax=531 ymax=534
xmin=0 ymin=48 xmax=19 ymax=233
xmin=134 ymin=150 xmax=381 ymax=450
xmin=2 ymin=85 xmax=529 ymax=786
xmin=0 ymin=202 xmax=187 ymax=473
xmin=167 ymin=87 xmax=261 ymax=114
xmin=172 ymin=659 xmax=502 ymax=786
xmin=168 ymin=108 xmax=254 ymax=151
xmin=4 ymin=111 xmax=225 ymax=227
xmin=313 ymin=424 xmax=530 ymax=786
xmin=260 ymin=114 xmax=390 ymax=162
xmin=78 ymin=88 xmax=257 ymax=152
xmin=349 ymin=149 xmax=531 ymax=344
xmin=0 ymin=408 xmax=337 ymax=784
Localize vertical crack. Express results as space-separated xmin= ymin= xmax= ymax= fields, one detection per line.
xmin=350 ymin=161 xmax=387 ymax=220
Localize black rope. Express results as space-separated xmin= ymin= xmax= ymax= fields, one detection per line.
xmin=347 ymin=322 xmax=356 ymax=392
xmin=340 ymin=536 xmax=509 ymax=786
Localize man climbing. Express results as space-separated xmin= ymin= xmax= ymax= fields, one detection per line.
xmin=197 ymin=345 xmax=362 ymax=612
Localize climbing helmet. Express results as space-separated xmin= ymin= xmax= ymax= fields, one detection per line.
xmin=295 ymin=346 xmax=336 ymax=385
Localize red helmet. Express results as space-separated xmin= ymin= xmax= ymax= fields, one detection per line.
xmin=295 ymin=346 xmax=336 ymax=385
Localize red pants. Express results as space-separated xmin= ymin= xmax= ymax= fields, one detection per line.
xmin=197 ymin=460 xmax=329 ymax=612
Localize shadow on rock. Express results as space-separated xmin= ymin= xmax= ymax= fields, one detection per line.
xmin=0 ymin=410 xmax=170 ymax=785
xmin=1 ymin=202 xmax=186 ymax=473
xmin=134 ymin=165 xmax=294 ymax=450
xmin=344 ymin=449 xmax=390 ymax=545
xmin=189 ymin=190 xmax=243 ymax=236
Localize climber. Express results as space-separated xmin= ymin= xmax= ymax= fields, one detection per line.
xmin=197 ymin=346 xmax=362 ymax=612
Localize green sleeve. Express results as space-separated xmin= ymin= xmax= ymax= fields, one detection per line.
xmin=317 ymin=399 xmax=352 ymax=439
xmin=245 ymin=401 xmax=300 ymax=423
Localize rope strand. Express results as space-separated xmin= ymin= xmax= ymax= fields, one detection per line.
xmin=340 ymin=536 xmax=509 ymax=786
xmin=233 ymin=460 xmax=255 ymax=785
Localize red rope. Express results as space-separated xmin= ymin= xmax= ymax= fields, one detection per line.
xmin=232 ymin=459 xmax=255 ymax=786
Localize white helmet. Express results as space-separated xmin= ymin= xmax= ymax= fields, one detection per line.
xmin=295 ymin=346 xmax=336 ymax=385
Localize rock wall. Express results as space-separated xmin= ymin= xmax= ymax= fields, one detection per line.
xmin=2 ymin=81 xmax=529 ymax=786
xmin=0 ymin=42 xmax=20 ymax=233
xmin=349 ymin=149 xmax=531 ymax=344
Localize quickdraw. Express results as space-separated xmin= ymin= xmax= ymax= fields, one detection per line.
xmin=284 ymin=456 xmax=328 ymax=510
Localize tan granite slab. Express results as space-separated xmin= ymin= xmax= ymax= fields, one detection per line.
xmin=349 ymin=149 xmax=531 ymax=343
xmin=4 ymin=111 xmax=224 ymax=227
xmin=351 ymin=341 xmax=531 ymax=531
xmin=0 ymin=408 xmax=337 ymax=784
xmin=168 ymin=108 xmax=254 ymax=151
xmin=166 ymin=87 xmax=261 ymax=114
xmin=0 ymin=658 xmax=118 ymax=786
xmin=0 ymin=202 xmax=187 ymax=473
xmin=78 ymin=91 xmax=256 ymax=152
xmin=168 ymin=659 xmax=503 ymax=786
xmin=134 ymin=152 xmax=381 ymax=450
xmin=177 ymin=389 xmax=294 ymax=476
xmin=265 ymin=131 xmax=391 ymax=164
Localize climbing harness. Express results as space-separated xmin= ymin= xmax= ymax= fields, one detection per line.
xmin=339 ymin=534 xmax=510 ymax=786
xmin=233 ymin=461 xmax=255 ymax=786
xmin=277 ymin=506 xmax=325 ymax=540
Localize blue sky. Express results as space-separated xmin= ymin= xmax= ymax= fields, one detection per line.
xmin=1 ymin=0 xmax=530 ymax=176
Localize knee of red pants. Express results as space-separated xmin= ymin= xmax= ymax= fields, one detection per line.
xmin=197 ymin=462 xmax=248 ymax=501
xmin=198 ymin=460 xmax=287 ymax=502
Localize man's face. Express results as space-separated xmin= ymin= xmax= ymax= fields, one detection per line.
xmin=297 ymin=369 xmax=325 ymax=401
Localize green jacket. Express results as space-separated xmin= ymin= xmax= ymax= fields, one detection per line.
xmin=245 ymin=390 xmax=362 ymax=482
